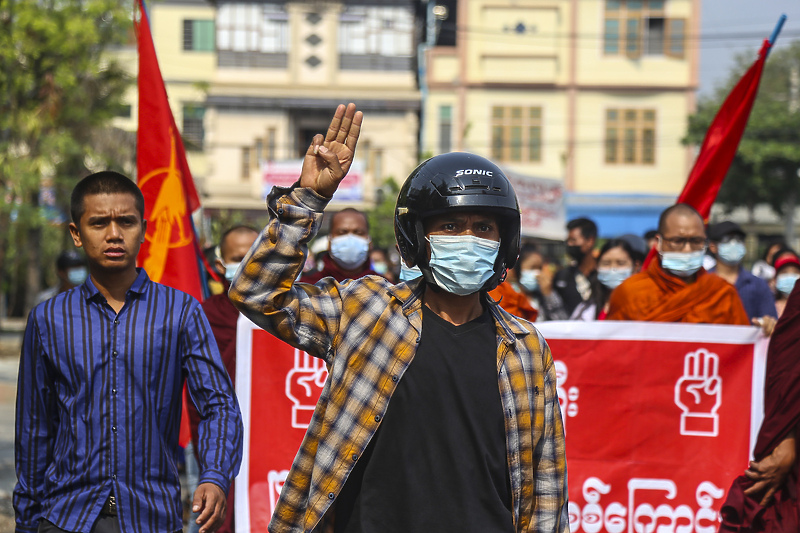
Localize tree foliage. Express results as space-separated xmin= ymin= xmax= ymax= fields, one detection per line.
xmin=685 ymin=41 xmax=800 ymax=217
xmin=0 ymin=0 xmax=132 ymax=313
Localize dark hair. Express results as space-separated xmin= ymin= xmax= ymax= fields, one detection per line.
xmin=56 ymin=250 xmax=86 ymax=271
xmin=514 ymin=243 xmax=541 ymax=277
xmin=644 ymin=229 xmax=658 ymax=240
xmin=771 ymin=247 xmax=799 ymax=268
xmin=657 ymin=203 xmax=703 ymax=235
xmin=331 ymin=208 xmax=369 ymax=232
xmin=71 ymin=171 xmax=145 ymax=224
xmin=566 ymin=217 xmax=597 ymax=240
xmin=763 ymin=239 xmax=787 ymax=262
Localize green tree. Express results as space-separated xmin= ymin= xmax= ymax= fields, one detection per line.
xmin=0 ymin=0 xmax=132 ymax=314
xmin=686 ymin=42 xmax=800 ymax=232
xmin=367 ymin=178 xmax=401 ymax=250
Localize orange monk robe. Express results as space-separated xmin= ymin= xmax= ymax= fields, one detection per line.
xmin=489 ymin=280 xmax=538 ymax=322
xmin=607 ymin=258 xmax=749 ymax=325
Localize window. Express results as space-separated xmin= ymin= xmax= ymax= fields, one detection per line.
xmin=182 ymin=105 xmax=205 ymax=150
xmin=338 ymin=5 xmax=414 ymax=71
xmin=267 ymin=128 xmax=276 ymax=161
xmin=217 ymin=3 xmax=289 ymax=68
xmin=439 ymin=105 xmax=452 ymax=153
xmin=490 ymin=106 xmax=543 ymax=163
xmin=605 ymin=108 xmax=656 ymax=165
xmin=604 ymin=0 xmax=685 ymax=59
xmin=183 ymin=20 xmax=215 ymax=52
xmin=241 ymin=147 xmax=251 ymax=180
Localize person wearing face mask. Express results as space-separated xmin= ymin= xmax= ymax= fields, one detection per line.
xmin=554 ymin=217 xmax=598 ymax=316
xmin=229 ymin=103 xmax=568 ymax=533
xmin=607 ymin=203 xmax=749 ymax=325
xmin=514 ymin=245 xmax=569 ymax=321
xmin=571 ymin=239 xmax=640 ymax=321
xmin=34 ymin=250 xmax=89 ymax=305
xmin=184 ymin=224 xmax=258 ymax=533
xmin=773 ymin=253 xmax=800 ymax=318
xmin=300 ymin=208 xmax=385 ymax=283
xmin=708 ymin=221 xmax=777 ymax=334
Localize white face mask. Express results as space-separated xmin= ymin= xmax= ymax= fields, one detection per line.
xmin=427 ymin=234 xmax=500 ymax=296
xmin=223 ymin=262 xmax=241 ymax=281
xmin=329 ymin=234 xmax=370 ymax=271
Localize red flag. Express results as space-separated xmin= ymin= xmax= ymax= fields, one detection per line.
xmin=135 ymin=0 xmax=204 ymax=301
xmin=679 ymin=39 xmax=771 ymax=220
xmin=135 ymin=0 xmax=203 ymax=447
xmin=643 ymin=39 xmax=771 ymax=267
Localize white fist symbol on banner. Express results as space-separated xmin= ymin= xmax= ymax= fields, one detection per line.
xmin=674 ymin=348 xmax=721 ymax=437
xmin=286 ymin=349 xmax=328 ymax=428
xmin=268 ymin=470 xmax=289 ymax=516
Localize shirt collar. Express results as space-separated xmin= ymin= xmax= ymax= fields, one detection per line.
xmin=81 ymin=268 xmax=151 ymax=302
xmin=387 ymin=278 xmax=529 ymax=342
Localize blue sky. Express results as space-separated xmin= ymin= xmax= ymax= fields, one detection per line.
xmin=700 ymin=0 xmax=800 ymax=95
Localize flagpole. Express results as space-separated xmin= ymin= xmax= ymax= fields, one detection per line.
xmin=767 ymin=14 xmax=787 ymax=54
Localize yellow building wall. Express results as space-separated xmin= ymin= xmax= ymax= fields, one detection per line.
xmin=572 ymin=91 xmax=692 ymax=194
xmin=464 ymin=1 xmax=565 ymax=85
xmin=575 ymin=0 xmax=695 ymax=87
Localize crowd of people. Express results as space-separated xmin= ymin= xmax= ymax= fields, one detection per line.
xmin=18 ymin=101 xmax=800 ymax=533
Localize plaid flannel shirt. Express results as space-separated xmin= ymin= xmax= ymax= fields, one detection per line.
xmin=229 ymin=184 xmax=569 ymax=533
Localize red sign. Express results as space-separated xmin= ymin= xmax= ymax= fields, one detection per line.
xmin=235 ymin=319 xmax=768 ymax=532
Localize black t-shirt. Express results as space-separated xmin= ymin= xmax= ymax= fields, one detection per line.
xmin=334 ymin=305 xmax=513 ymax=533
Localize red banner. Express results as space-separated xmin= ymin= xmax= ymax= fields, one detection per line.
xmin=235 ymin=320 xmax=768 ymax=532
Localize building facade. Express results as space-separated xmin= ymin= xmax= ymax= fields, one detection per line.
xmin=115 ymin=0 xmax=421 ymax=218
xmin=422 ymin=0 xmax=700 ymax=237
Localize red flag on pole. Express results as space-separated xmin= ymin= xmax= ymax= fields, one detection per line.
xmin=677 ymin=39 xmax=771 ymax=220
xmin=643 ymin=19 xmax=782 ymax=268
xmin=135 ymin=0 xmax=203 ymax=447
xmin=135 ymin=0 xmax=204 ymax=301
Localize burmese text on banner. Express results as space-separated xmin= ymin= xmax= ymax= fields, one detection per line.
xmin=235 ymin=319 xmax=768 ymax=533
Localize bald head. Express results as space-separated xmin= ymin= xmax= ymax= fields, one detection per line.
xmin=219 ymin=226 xmax=259 ymax=263
xmin=658 ymin=204 xmax=703 ymax=235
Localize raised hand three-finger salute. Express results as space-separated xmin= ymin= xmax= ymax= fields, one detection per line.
xmin=299 ymin=103 xmax=363 ymax=198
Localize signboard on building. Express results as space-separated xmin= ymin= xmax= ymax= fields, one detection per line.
xmin=262 ymin=159 xmax=365 ymax=204
xmin=503 ymin=169 xmax=566 ymax=240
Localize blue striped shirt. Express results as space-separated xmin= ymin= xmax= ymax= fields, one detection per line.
xmin=14 ymin=269 xmax=243 ymax=533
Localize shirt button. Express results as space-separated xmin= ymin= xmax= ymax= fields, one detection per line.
xmin=112 ymin=350 xmax=118 ymax=357
xmin=277 ymin=207 xmax=284 ymax=215
xmin=374 ymin=415 xmax=381 ymax=422
xmin=112 ymin=389 xmax=117 ymax=395
xmin=328 ymin=492 xmax=335 ymax=500
xmin=114 ymin=319 xmax=120 ymax=325
xmin=391 ymin=375 xmax=398 ymax=383
xmin=351 ymin=453 xmax=358 ymax=461
xmin=112 ymin=426 xmax=117 ymax=432
xmin=112 ymin=474 xmax=117 ymax=480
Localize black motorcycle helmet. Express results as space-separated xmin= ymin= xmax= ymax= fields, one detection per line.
xmin=394 ymin=152 xmax=521 ymax=292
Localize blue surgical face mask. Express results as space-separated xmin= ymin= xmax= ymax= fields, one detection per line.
xmin=329 ymin=234 xmax=370 ymax=271
xmin=372 ymin=261 xmax=389 ymax=275
xmin=717 ymin=240 xmax=746 ymax=266
xmin=597 ymin=267 xmax=632 ymax=289
xmin=519 ymin=269 xmax=540 ymax=293
xmin=776 ymin=273 xmax=800 ymax=296
xmin=660 ymin=249 xmax=706 ymax=277
xmin=67 ymin=266 xmax=88 ymax=286
xmin=223 ymin=262 xmax=241 ymax=281
xmin=398 ymin=262 xmax=422 ymax=282
xmin=427 ymin=234 xmax=500 ymax=296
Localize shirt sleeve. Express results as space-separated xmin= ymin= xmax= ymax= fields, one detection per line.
xmin=532 ymin=335 xmax=569 ymax=533
xmin=182 ymin=304 xmax=243 ymax=495
xmin=228 ymin=184 xmax=346 ymax=364
xmin=14 ymin=311 xmax=56 ymax=533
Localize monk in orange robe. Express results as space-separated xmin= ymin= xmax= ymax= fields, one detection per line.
xmin=607 ymin=204 xmax=749 ymax=325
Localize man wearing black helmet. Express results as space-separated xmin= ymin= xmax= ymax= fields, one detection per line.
xmin=230 ymin=103 xmax=568 ymax=533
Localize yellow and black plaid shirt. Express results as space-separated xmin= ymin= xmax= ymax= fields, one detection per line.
xmin=229 ymin=185 xmax=569 ymax=533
